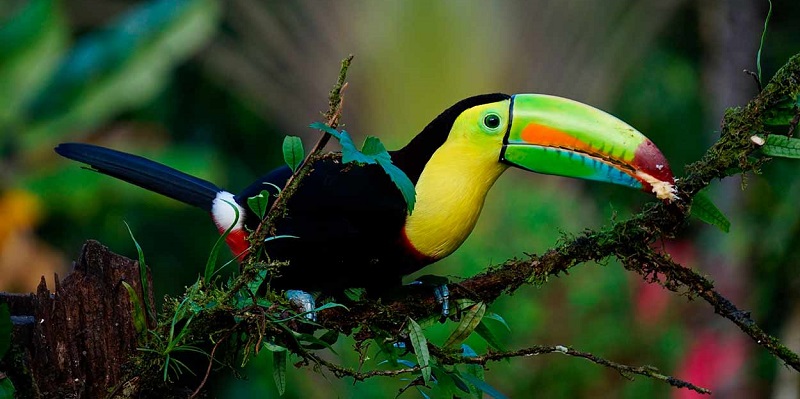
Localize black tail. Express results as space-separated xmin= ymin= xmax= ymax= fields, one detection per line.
xmin=55 ymin=143 xmax=221 ymax=211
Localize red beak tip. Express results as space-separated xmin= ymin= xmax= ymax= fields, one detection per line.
xmin=634 ymin=140 xmax=677 ymax=202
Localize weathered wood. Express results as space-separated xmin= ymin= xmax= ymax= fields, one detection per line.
xmin=0 ymin=240 xmax=152 ymax=398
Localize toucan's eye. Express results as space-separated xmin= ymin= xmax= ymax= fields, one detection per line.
xmin=483 ymin=113 xmax=501 ymax=131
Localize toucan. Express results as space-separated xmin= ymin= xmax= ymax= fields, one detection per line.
xmin=55 ymin=93 xmax=675 ymax=295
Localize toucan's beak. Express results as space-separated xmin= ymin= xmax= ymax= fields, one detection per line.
xmin=500 ymin=94 xmax=676 ymax=201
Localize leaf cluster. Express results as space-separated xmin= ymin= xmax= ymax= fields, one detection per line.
xmin=308 ymin=122 xmax=417 ymax=213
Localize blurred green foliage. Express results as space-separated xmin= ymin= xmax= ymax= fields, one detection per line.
xmin=1 ymin=0 xmax=799 ymax=397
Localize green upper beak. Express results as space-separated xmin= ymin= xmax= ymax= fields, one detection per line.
xmin=500 ymin=94 xmax=675 ymax=199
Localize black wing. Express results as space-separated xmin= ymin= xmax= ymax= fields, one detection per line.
xmin=240 ymin=156 xmax=412 ymax=292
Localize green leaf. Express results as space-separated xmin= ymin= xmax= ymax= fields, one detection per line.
xmin=406 ymin=317 xmax=431 ymax=384
xmin=309 ymin=121 xmax=341 ymax=139
xmin=340 ymin=130 xmax=377 ymax=164
xmin=0 ymin=303 xmax=10 ymax=359
xmin=461 ymin=344 xmax=485 ymax=396
xmin=475 ymin=321 xmax=507 ymax=352
xmin=121 ymin=281 xmax=147 ymax=336
xmin=362 ymin=135 xmax=416 ymax=212
xmin=483 ymin=312 xmax=511 ymax=332
xmin=756 ymin=0 xmax=772 ymax=83
xmin=205 ymin=199 xmax=239 ymax=281
xmin=429 ymin=363 xmax=467 ymax=396
xmin=272 ymin=350 xmax=287 ymax=396
xmin=124 ymin=222 xmax=153 ymax=323
xmin=761 ymin=135 xmax=800 ymax=158
xmin=23 ymin=0 xmax=222 ymax=151
xmin=443 ymin=302 xmax=486 ymax=348
xmin=691 ymin=190 xmax=731 ymax=233
xmin=0 ymin=377 xmax=15 ymax=399
xmin=319 ymin=329 xmax=340 ymax=346
xmin=264 ymin=235 xmax=299 ymax=243
xmin=245 ymin=270 xmax=268 ymax=298
xmin=263 ymin=341 xmax=287 ymax=352
xmin=247 ymin=190 xmax=271 ymax=220
xmin=376 ymin=158 xmax=416 ymax=213
xmin=460 ymin=372 xmax=509 ymax=399
xmin=282 ymin=135 xmax=305 ymax=172
xmin=374 ymin=337 xmax=402 ymax=365
xmin=763 ymin=95 xmax=800 ymax=125
xmin=360 ymin=136 xmax=389 ymax=157
xmin=294 ymin=331 xmax=338 ymax=353
xmin=343 ymin=287 xmax=366 ymax=301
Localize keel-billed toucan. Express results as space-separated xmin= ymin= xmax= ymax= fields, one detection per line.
xmin=55 ymin=93 xmax=675 ymax=293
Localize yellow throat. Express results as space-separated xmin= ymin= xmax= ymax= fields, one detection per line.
xmin=403 ymin=103 xmax=510 ymax=260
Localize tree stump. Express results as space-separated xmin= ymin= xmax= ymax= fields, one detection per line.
xmin=0 ymin=240 xmax=153 ymax=398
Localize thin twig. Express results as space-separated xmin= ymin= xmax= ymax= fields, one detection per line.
xmin=225 ymin=54 xmax=353 ymax=298
xmin=300 ymin=342 xmax=710 ymax=394
xmin=304 ymin=350 xmax=419 ymax=381
xmin=189 ymin=329 xmax=235 ymax=399
xmin=248 ymin=54 xmax=353 ymax=245
xmin=743 ymin=69 xmax=764 ymax=92
xmin=433 ymin=344 xmax=710 ymax=395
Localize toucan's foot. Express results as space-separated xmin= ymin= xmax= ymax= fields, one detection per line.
xmin=433 ymin=284 xmax=450 ymax=319
xmin=408 ymin=276 xmax=451 ymax=321
xmin=286 ymin=290 xmax=317 ymax=322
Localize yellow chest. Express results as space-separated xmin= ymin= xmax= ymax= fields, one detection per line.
xmin=403 ymin=142 xmax=508 ymax=260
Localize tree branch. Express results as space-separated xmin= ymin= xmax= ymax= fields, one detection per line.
xmin=433 ymin=344 xmax=711 ymax=395
xmin=313 ymin=51 xmax=800 ymax=369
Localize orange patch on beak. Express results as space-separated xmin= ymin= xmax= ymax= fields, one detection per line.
xmin=520 ymin=124 xmax=596 ymax=155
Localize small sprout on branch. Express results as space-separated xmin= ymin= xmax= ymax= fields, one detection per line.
xmin=282 ymin=135 xmax=305 ymax=172
xmin=247 ymin=190 xmax=271 ymax=220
